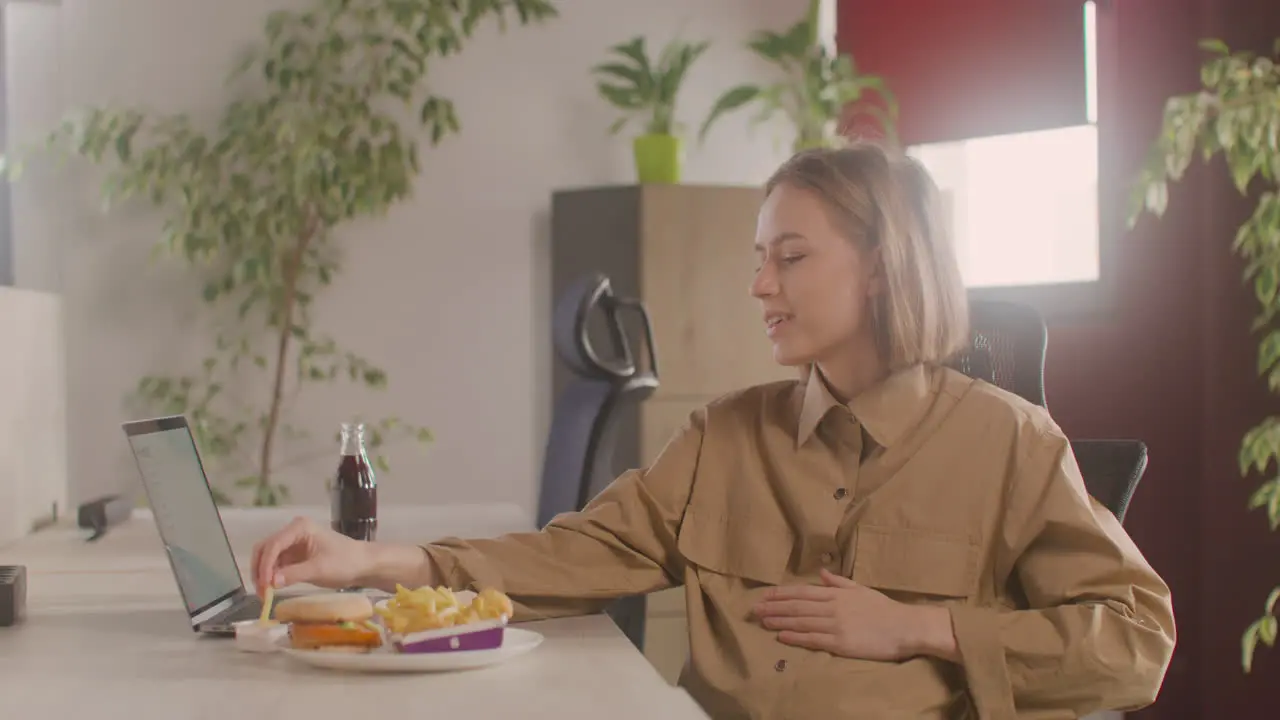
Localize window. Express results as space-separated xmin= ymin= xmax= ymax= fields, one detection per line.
xmin=905 ymin=1 xmax=1099 ymax=290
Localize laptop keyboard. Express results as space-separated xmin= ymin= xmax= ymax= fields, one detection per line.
xmin=220 ymin=597 xmax=264 ymax=623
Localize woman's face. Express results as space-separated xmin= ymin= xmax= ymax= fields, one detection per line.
xmin=751 ymin=183 xmax=882 ymax=367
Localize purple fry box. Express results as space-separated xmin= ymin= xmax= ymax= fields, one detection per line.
xmin=394 ymin=619 xmax=506 ymax=654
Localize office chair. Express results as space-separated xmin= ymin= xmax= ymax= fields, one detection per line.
xmin=537 ymin=272 xmax=658 ymax=650
xmin=947 ymin=299 xmax=1145 ymax=524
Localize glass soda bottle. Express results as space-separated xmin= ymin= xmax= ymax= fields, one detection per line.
xmin=331 ymin=422 xmax=377 ymax=542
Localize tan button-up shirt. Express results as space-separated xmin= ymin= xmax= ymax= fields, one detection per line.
xmin=423 ymin=364 xmax=1176 ymax=719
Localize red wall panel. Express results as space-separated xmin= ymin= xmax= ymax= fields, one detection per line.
xmin=837 ymin=0 xmax=1092 ymax=145
xmin=838 ymin=0 xmax=1280 ymax=716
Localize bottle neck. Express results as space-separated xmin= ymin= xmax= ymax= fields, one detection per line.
xmin=340 ymin=425 xmax=366 ymax=457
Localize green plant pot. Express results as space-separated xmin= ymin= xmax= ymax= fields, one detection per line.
xmin=633 ymin=134 xmax=683 ymax=184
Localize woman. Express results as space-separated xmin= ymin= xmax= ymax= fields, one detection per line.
xmin=252 ymin=142 xmax=1176 ymax=719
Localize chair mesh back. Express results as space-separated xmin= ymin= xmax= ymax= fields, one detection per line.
xmin=1070 ymin=439 xmax=1148 ymax=524
xmin=947 ymin=299 xmax=1048 ymax=408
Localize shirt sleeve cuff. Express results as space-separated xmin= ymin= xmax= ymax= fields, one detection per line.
xmin=950 ymin=605 xmax=1018 ymax=720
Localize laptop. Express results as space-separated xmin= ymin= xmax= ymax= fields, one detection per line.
xmin=122 ymin=415 xmax=270 ymax=635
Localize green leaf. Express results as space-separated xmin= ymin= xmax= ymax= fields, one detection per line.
xmin=1261 ymin=615 xmax=1279 ymax=647
xmin=596 ymin=83 xmax=642 ymax=109
xmin=592 ymin=62 xmax=645 ymax=89
xmin=1270 ymin=481 xmax=1280 ymax=530
xmin=1240 ymin=418 xmax=1280 ymax=475
xmin=1199 ymin=38 xmax=1231 ymax=55
xmin=699 ymin=85 xmax=760 ymax=142
xmin=610 ymin=37 xmax=651 ymax=80
xmin=1266 ymin=586 xmax=1280 ymax=615
xmin=748 ymin=28 xmax=806 ymax=64
xmin=1244 ymin=620 xmax=1262 ymax=672
xmin=115 ymin=122 xmax=139 ymax=162
xmin=1259 ymin=329 xmax=1280 ymax=374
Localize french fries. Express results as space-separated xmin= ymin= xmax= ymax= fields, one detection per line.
xmin=374 ymin=585 xmax=514 ymax=635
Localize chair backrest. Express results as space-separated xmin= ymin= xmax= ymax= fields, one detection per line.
xmin=948 ymin=301 xmax=1147 ymax=525
xmin=537 ymin=273 xmax=659 ymax=529
xmin=1070 ymin=439 xmax=1147 ymax=524
xmin=947 ymin=299 xmax=1048 ymax=408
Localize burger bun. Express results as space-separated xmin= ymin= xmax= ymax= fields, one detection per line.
xmin=273 ymin=593 xmax=374 ymax=624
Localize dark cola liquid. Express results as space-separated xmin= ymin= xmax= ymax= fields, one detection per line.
xmin=331 ymin=454 xmax=377 ymax=542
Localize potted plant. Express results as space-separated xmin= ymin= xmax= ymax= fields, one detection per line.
xmin=1128 ymin=37 xmax=1280 ymax=672
xmin=592 ymin=35 xmax=709 ymax=184
xmin=2 ymin=0 xmax=558 ymax=505
xmin=699 ymin=0 xmax=896 ymax=153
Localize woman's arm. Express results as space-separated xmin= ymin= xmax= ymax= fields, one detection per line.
xmin=943 ymin=430 xmax=1176 ymax=719
xmin=393 ymin=409 xmax=707 ymax=620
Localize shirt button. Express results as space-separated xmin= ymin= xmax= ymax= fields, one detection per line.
xmin=820 ymin=552 xmax=835 ymax=565
xmin=774 ymin=659 xmax=788 ymax=672
xmin=833 ymin=487 xmax=848 ymax=500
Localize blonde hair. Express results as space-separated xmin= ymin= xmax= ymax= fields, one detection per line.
xmin=764 ymin=140 xmax=969 ymax=369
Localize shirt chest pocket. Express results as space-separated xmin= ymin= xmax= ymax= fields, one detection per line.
xmin=850 ymin=524 xmax=980 ymax=601
xmin=676 ymin=505 xmax=792 ymax=587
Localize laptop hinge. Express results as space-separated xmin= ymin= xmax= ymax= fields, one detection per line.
xmin=191 ymin=595 xmax=236 ymax=628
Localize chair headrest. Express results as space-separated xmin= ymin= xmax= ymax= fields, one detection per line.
xmin=553 ymin=273 xmax=635 ymax=381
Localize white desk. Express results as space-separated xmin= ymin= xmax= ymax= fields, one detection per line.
xmin=0 ymin=505 xmax=709 ymax=720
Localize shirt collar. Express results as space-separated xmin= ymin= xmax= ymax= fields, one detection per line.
xmin=795 ymin=363 xmax=933 ymax=448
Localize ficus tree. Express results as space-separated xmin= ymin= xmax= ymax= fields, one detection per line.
xmin=7 ymin=0 xmax=558 ymax=505
xmin=1127 ymin=37 xmax=1280 ymax=673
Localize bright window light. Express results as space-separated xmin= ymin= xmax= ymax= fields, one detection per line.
xmin=906 ymin=1 xmax=1099 ymax=289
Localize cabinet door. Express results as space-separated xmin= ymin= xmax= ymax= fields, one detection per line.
xmin=639 ymin=398 xmax=713 ymax=466
xmin=639 ymin=185 xmax=794 ymax=398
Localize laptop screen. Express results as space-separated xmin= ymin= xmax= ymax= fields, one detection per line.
xmin=125 ymin=420 xmax=243 ymax=615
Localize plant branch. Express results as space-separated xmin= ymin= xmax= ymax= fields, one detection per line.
xmin=257 ymin=210 xmax=318 ymax=500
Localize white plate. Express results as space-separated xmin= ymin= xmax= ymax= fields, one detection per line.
xmin=278 ymin=627 xmax=544 ymax=673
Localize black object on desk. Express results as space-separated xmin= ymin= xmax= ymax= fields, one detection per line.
xmin=77 ymin=494 xmax=133 ymax=541
xmin=0 ymin=565 xmax=25 ymax=627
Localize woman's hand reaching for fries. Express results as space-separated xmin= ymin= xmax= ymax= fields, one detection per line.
xmin=250 ymin=516 xmax=436 ymax=596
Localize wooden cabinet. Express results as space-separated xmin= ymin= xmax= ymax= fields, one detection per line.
xmin=550 ymin=184 xmax=793 ymax=684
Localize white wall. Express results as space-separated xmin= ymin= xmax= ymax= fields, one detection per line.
xmin=0 ymin=286 xmax=66 ymax=545
xmin=6 ymin=0 xmax=803 ymax=520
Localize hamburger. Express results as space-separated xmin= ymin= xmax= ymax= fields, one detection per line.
xmin=274 ymin=593 xmax=383 ymax=652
